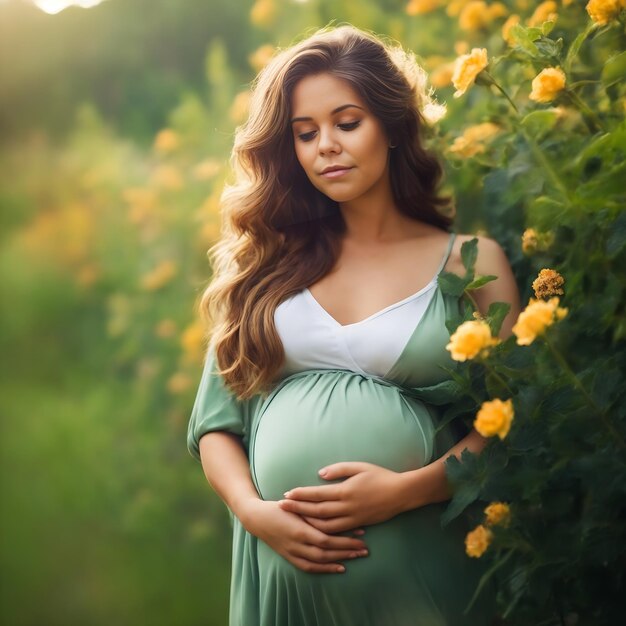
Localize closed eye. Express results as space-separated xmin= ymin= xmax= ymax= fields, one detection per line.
xmin=296 ymin=121 xmax=361 ymax=143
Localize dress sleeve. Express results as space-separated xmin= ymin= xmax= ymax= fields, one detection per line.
xmin=186 ymin=346 xmax=261 ymax=462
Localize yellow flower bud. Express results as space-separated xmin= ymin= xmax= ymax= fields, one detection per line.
xmin=532 ymin=268 xmax=565 ymax=299
xmin=474 ymin=398 xmax=514 ymax=439
xmin=528 ymin=0 xmax=558 ymax=26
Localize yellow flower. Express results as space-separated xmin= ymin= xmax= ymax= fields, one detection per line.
xmin=502 ymin=14 xmax=521 ymax=45
xmin=248 ymin=44 xmax=276 ymax=73
xmin=512 ymin=297 xmax=568 ymax=345
xmin=181 ymin=319 xmax=206 ymax=364
xmin=532 ymin=268 xmax=565 ymax=299
xmin=474 ymin=398 xmax=514 ymax=439
xmin=449 ymin=122 xmax=501 ymax=158
xmin=487 ymin=1 xmax=509 ymax=19
xmin=447 ymin=0 xmax=471 ymax=17
xmin=406 ymin=0 xmax=441 ymax=15
xmin=586 ymin=0 xmax=624 ymax=25
xmin=192 ymin=159 xmax=221 ymax=181
xmin=465 ymin=524 xmax=493 ymax=557
xmin=230 ymin=90 xmax=251 ymax=124
xmin=155 ymin=319 xmax=178 ymax=339
xmin=459 ymin=1 xmax=490 ymax=30
xmin=451 ymin=48 xmax=489 ymax=98
xmin=151 ymin=165 xmax=184 ymax=190
xmin=529 ymin=67 xmax=566 ymax=103
xmin=250 ymin=0 xmax=277 ymax=27
xmin=528 ymin=0 xmax=558 ymax=26
xmin=484 ymin=502 xmax=511 ymax=527
xmin=521 ymin=228 xmax=554 ymax=254
xmin=167 ymin=372 xmax=193 ymax=394
xmin=446 ymin=319 xmax=500 ymax=361
xmin=430 ymin=61 xmax=456 ymax=88
xmin=454 ymin=40 xmax=470 ymax=55
xmin=153 ymin=129 xmax=180 ymax=154
xmin=140 ymin=260 xmax=177 ymax=291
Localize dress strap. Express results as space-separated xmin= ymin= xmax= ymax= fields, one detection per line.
xmin=435 ymin=231 xmax=456 ymax=276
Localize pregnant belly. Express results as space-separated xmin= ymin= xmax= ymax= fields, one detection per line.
xmin=250 ymin=370 xmax=436 ymax=501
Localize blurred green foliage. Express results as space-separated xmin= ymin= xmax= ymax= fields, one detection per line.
xmin=0 ymin=0 xmax=624 ymax=624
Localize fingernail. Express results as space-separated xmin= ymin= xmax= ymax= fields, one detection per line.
xmin=318 ymin=468 xmax=327 ymax=476
xmin=353 ymin=529 xmax=365 ymax=535
xmin=358 ymin=550 xmax=368 ymax=557
xmin=283 ymin=491 xmax=291 ymax=498
xmin=336 ymin=565 xmax=345 ymax=573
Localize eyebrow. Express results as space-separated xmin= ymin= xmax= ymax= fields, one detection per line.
xmin=290 ymin=104 xmax=365 ymax=124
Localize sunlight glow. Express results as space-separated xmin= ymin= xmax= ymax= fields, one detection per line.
xmin=32 ymin=0 xmax=107 ymax=15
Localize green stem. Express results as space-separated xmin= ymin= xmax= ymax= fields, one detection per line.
xmin=485 ymin=72 xmax=520 ymax=115
xmin=542 ymin=334 xmax=626 ymax=450
xmin=482 ymin=360 xmax=515 ymax=397
xmin=565 ymin=89 xmax=605 ymax=133
xmin=464 ymin=548 xmax=515 ymax=615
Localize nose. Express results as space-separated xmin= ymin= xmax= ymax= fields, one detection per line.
xmin=318 ymin=126 xmax=341 ymax=155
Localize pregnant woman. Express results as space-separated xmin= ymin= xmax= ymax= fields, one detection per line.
xmin=187 ymin=25 xmax=520 ymax=626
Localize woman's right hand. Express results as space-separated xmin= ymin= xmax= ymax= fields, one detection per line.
xmin=239 ymin=499 xmax=369 ymax=574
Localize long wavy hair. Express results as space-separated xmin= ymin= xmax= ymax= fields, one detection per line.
xmin=199 ymin=24 xmax=454 ymax=400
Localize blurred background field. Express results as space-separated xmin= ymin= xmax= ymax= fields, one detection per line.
xmin=1 ymin=1 xmax=624 ymax=625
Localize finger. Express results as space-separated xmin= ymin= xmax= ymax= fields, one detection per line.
xmin=288 ymin=555 xmax=346 ymax=574
xmin=303 ymin=515 xmax=360 ymax=535
xmin=318 ymin=462 xmax=371 ymax=480
xmin=304 ymin=528 xmax=368 ymax=551
xmin=279 ymin=499 xmax=344 ymax=518
xmin=295 ymin=544 xmax=369 ymax=565
xmin=283 ymin=485 xmax=342 ymax=502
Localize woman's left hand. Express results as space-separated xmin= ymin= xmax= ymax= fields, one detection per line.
xmin=277 ymin=462 xmax=406 ymax=534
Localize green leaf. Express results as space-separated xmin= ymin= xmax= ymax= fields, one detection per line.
xmin=535 ymin=37 xmax=563 ymax=61
xmin=510 ymin=23 xmax=539 ymax=56
xmin=466 ymin=275 xmax=498 ymax=291
xmin=438 ymin=270 xmax=469 ymax=297
xmin=527 ymin=196 xmax=566 ymax=230
xmin=541 ymin=20 xmax=556 ymax=36
xmin=486 ymin=301 xmax=511 ymax=336
xmin=564 ymin=21 xmax=595 ymax=73
xmin=601 ymin=51 xmax=626 ymax=88
xmin=606 ymin=212 xmax=626 ymax=258
xmin=460 ymin=237 xmax=478 ymax=276
xmin=521 ymin=110 xmax=559 ymax=140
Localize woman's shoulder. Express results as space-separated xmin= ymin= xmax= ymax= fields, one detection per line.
xmin=450 ymin=232 xmax=508 ymax=277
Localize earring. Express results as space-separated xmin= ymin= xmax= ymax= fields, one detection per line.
xmin=389 ymin=143 xmax=397 ymax=149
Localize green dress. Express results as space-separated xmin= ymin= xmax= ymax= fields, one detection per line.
xmin=187 ymin=232 xmax=497 ymax=625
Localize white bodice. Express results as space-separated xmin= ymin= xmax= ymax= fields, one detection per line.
xmin=274 ymin=279 xmax=439 ymax=378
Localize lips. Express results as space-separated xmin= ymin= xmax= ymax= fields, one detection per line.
xmin=320 ymin=166 xmax=353 ymax=179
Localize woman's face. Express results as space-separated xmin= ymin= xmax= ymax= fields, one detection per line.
xmin=290 ymin=72 xmax=392 ymax=205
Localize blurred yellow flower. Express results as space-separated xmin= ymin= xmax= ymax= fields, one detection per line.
xmin=586 ymin=0 xmax=624 ymax=25
xmin=452 ymin=48 xmax=489 ymax=98
xmin=454 ymin=41 xmax=470 ymax=55
xmin=528 ymin=0 xmax=558 ymax=26
xmin=153 ymin=128 xmax=180 ymax=154
xmin=488 ymin=2 xmax=509 ymax=19
xmin=151 ymin=165 xmax=184 ymax=190
xmin=515 ymin=0 xmax=530 ymax=8
xmin=449 ymin=122 xmax=502 ymax=158
xmin=459 ymin=1 xmax=490 ymax=30
xmin=430 ymin=61 xmax=456 ymax=88
xmin=529 ymin=67 xmax=566 ymax=103
xmin=512 ymin=297 xmax=568 ymax=345
xmin=522 ymin=228 xmax=555 ymax=254
xmin=446 ymin=319 xmax=501 ymax=361
xmin=502 ymin=14 xmax=521 ymax=45
xmin=447 ymin=0 xmax=470 ymax=17
xmin=250 ymin=0 xmax=277 ymax=27
xmin=484 ymin=502 xmax=511 ymax=527
xmin=406 ymin=0 xmax=441 ymax=15
xmin=249 ymin=44 xmax=276 ymax=72
xmin=181 ymin=319 xmax=206 ymax=363
xmin=532 ymin=268 xmax=565 ymax=299
xmin=167 ymin=372 xmax=193 ymax=394
xmin=474 ymin=398 xmax=514 ymax=439
xmin=76 ymin=263 xmax=99 ymax=288
xmin=155 ymin=318 xmax=178 ymax=339
xmin=465 ymin=524 xmax=493 ymax=557
xmin=141 ymin=260 xmax=177 ymax=291
xmin=192 ymin=159 xmax=222 ymax=181
xmin=230 ymin=90 xmax=251 ymax=124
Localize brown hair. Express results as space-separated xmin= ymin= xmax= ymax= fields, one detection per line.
xmin=199 ymin=24 xmax=454 ymax=399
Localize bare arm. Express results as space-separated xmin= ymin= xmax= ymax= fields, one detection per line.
xmin=198 ymin=431 xmax=369 ymax=573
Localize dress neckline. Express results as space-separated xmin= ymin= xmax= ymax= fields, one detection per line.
xmin=304 ymin=231 xmax=456 ymax=329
